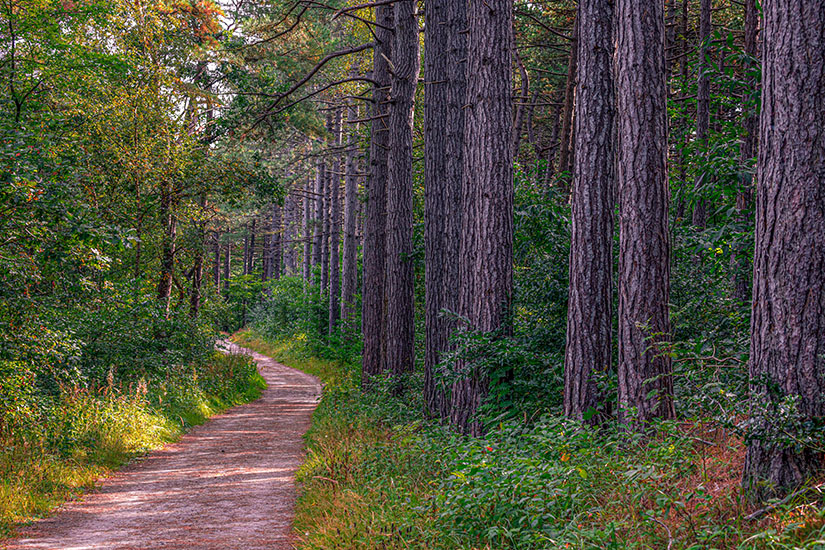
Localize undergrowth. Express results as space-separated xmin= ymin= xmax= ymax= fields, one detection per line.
xmin=238 ymin=329 xmax=825 ymax=550
xmin=0 ymin=351 xmax=264 ymax=538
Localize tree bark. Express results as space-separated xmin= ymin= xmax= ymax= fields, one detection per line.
xmin=512 ymin=50 xmax=529 ymax=160
xmin=157 ymin=182 xmax=177 ymax=313
xmin=303 ymin=176 xmax=312 ymax=282
xmin=556 ymin=16 xmax=579 ymax=185
xmin=424 ymin=0 xmax=466 ymax=419
xmin=189 ymin=195 xmax=207 ymax=317
xmin=616 ymin=0 xmax=675 ymax=428
xmin=341 ymin=103 xmax=360 ymax=333
xmin=564 ymin=0 xmax=615 ymax=424
xmin=223 ymin=239 xmax=231 ymax=293
xmin=271 ymin=203 xmax=282 ymax=281
xmin=361 ymin=5 xmax=394 ymax=385
xmin=328 ymin=108 xmax=343 ymax=335
xmin=312 ymin=159 xmax=325 ymax=279
xmin=213 ymin=231 xmax=221 ymax=287
xmin=742 ymin=0 xmax=825 ymax=502
xmin=262 ymin=209 xmax=273 ymax=282
xmin=242 ymin=222 xmax=250 ymax=276
xmin=321 ymin=140 xmax=331 ymax=299
xmin=284 ymin=191 xmax=297 ymax=275
xmin=450 ymin=0 xmax=514 ymax=436
xmin=692 ymin=0 xmax=711 ymax=228
xmin=384 ymin=0 xmax=419 ymax=378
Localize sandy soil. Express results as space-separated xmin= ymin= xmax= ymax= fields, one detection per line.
xmin=4 ymin=342 xmax=321 ymax=550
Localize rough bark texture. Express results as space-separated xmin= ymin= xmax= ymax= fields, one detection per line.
xmin=384 ymin=0 xmax=419 ymax=377
xmin=328 ymin=109 xmax=343 ymax=335
xmin=731 ymin=0 xmax=758 ymax=303
xmin=564 ymin=0 xmax=615 ymax=423
xmin=692 ymin=0 xmax=711 ymax=228
xmin=341 ymin=104 xmax=360 ymax=333
xmin=450 ymin=0 xmax=514 ymax=436
xmin=361 ymin=5 xmax=394 ymax=385
xmin=742 ymin=0 xmax=825 ymax=502
xmin=615 ymin=0 xmax=675 ymax=427
xmin=424 ymin=0 xmax=466 ymax=419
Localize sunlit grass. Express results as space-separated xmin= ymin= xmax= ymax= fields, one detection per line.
xmin=0 ymin=352 xmax=264 ymax=539
xmin=238 ymin=330 xmax=825 ymax=550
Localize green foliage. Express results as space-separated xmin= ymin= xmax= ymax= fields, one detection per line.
xmin=239 ymin=334 xmax=825 ymax=550
xmin=0 ymin=351 xmax=263 ymax=536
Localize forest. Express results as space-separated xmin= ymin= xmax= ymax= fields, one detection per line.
xmin=1 ymin=0 xmax=824 ymax=548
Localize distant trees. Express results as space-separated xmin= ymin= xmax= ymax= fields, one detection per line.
xmin=742 ymin=0 xmax=825 ymax=501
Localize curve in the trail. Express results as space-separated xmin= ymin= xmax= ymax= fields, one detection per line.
xmin=4 ymin=342 xmax=321 ymax=550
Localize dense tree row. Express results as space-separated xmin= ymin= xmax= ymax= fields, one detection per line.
xmin=2 ymin=0 xmax=823 ymax=509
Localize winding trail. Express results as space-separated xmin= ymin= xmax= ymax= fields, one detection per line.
xmin=4 ymin=342 xmax=321 ymax=550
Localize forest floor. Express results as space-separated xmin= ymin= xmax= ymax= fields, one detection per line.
xmin=2 ymin=342 xmax=321 ymax=550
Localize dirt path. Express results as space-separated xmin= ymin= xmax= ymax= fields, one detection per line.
xmin=4 ymin=342 xmax=321 ymax=550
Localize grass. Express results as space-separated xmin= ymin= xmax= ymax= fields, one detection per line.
xmin=236 ymin=329 xmax=825 ymax=550
xmin=0 ymin=351 xmax=265 ymax=539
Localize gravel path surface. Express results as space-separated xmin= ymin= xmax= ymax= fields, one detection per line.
xmin=4 ymin=342 xmax=321 ymax=550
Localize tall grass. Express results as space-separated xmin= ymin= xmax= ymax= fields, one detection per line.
xmin=237 ymin=330 xmax=825 ymax=550
xmin=0 ymin=352 xmax=264 ymax=537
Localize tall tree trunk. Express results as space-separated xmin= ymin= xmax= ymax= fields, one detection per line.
xmin=362 ymin=5 xmax=394 ymax=385
xmin=731 ymin=0 xmax=758 ymax=303
xmin=223 ymin=239 xmax=231 ymax=293
xmin=616 ymin=0 xmax=674 ymax=428
xmin=742 ymin=0 xmax=825 ymax=502
xmin=542 ymin=100 xmax=562 ymax=188
xmin=424 ymin=0 xmax=466 ymax=419
xmin=450 ymin=0 xmax=514 ymax=436
xmin=312 ymin=160 xmax=325 ymax=277
xmin=242 ymin=222 xmax=250 ymax=276
xmin=556 ymin=16 xmax=579 ymax=186
xmin=692 ymin=0 xmax=711 ymax=228
xmin=341 ymin=103 xmax=360 ymax=333
xmin=564 ymin=0 xmax=615 ymax=423
xmin=303 ymin=177 xmax=312 ymax=282
xmin=321 ymin=152 xmax=331 ymax=298
xmin=157 ymin=182 xmax=176 ymax=313
xmin=189 ymin=195 xmax=207 ymax=317
xmin=248 ymin=218 xmax=256 ymax=274
xmin=284 ymin=191 xmax=297 ymax=274
xmin=512 ymin=50 xmax=529 ymax=160
xmin=384 ymin=0 xmax=419 ymax=377
xmin=329 ymin=108 xmax=343 ymax=334
xmin=271 ymin=204 xmax=282 ymax=281
xmin=213 ymin=231 xmax=221 ymax=287
xmin=261 ymin=208 xmax=273 ymax=282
